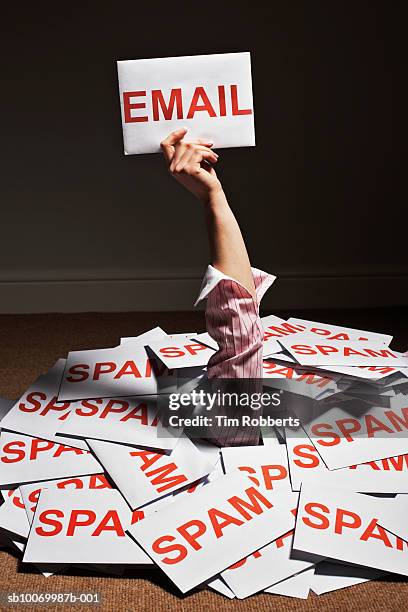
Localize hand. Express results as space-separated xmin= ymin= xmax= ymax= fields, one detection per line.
xmin=160 ymin=128 xmax=223 ymax=203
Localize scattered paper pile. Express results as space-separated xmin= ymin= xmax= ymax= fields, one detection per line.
xmin=1 ymin=316 xmax=408 ymax=600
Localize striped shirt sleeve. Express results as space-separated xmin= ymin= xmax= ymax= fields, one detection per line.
xmin=195 ymin=266 xmax=276 ymax=378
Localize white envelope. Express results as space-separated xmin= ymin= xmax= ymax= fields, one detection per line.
xmin=128 ymin=471 xmax=295 ymax=592
xmin=119 ymin=327 xmax=167 ymax=345
xmin=117 ymin=52 xmax=255 ymax=155
xmin=262 ymin=359 xmax=339 ymax=400
xmin=279 ymin=333 xmax=407 ymax=368
xmin=87 ymin=435 xmax=213 ymax=509
xmin=376 ymin=495 xmax=408 ymax=542
xmin=207 ymin=578 xmax=235 ymax=598
xmin=147 ymin=338 xmax=215 ymax=369
xmin=221 ymin=444 xmax=291 ymax=495
xmin=313 ymin=364 xmax=402 ymax=380
xmin=220 ymin=491 xmax=316 ymax=598
xmin=192 ymin=333 xmax=218 ymax=351
xmin=299 ymin=401 xmax=408 ymax=470
xmin=293 ymin=483 xmax=408 ymax=576
xmin=0 ymin=488 xmax=30 ymax=538
xmin=261 ymin=315 xmax=305 ymax=340
xmin=55 ymin=396 xmax=180 ymax=451
xmin=0 ymin=361 xmax=87 ymax=450
xmin=287 ymin=318 xmax=393 ymax=345
xmin=311 ymin=561 xmax=386 ymax=595
xmin=0 ymin=397 xmax=14 ymax=423
xmin=262 ymin=339 xmax=284 ymax=359
xmin=20 ymin=474 xmax=112 ymax=523
xmin=23 ymin=489 xmax=152 ymax=564
xmin=286 ymin=428 xmax=408 ymax=493
xmin=58 ymin=343 xmax=177 ymax=401
xmin=12 ymin=540 xmax=66 ymax=578
xmin=265 ymin=566 xmax=315 ymax=599
xmin=0 ymin=432 xmax=102 ymax=486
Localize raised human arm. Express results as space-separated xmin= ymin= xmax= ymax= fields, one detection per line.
xmin=160 ymin=128 xmax=255 ymax=296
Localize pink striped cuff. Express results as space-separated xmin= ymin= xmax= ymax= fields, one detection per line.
xmin=195 ymin=266 xmax=276 ymax=378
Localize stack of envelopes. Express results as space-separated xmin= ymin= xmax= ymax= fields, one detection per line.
xmin=0 ymin=317 xmax=407 ymax=599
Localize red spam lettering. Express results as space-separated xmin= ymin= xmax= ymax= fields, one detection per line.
xmin=263 ymin=322 xmax=305 ymax=340
xmin=7 ymin=489 xmax=25 ymax=510
xmin=0 ymin=438 xmax=88 ymax=463
xmin=66 ymin=358 xmax=166 ymax=383
xmin=290 ymin=344 xmax=398 ymax=360
xmin=18 ymin=393 xmax=71 ymax=419
xmin=302 ymin=502 xmax=408 ymax=550
xmin=151 ymin=486 xmax=272 ymax=564
xmin=159 ymin=343 xmax=208 ymax=359
xmin=129 ymin=450 xmax=188 ymax=493
xmin=293 ymin=444 xmax=321 ymax=468
xmin=237 ymin=464 xmax=288 ymax=489
xmin=310 ymin=405 xmax=408 ymax=446
xmin=262 ymin=362 xmax=333 ymax=388
xmin=36 ymin=509 xmax=126 ymax=537
xmin=74 ymin=400 xmax=157 ymax=425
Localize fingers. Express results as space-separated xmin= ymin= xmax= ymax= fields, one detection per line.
xmin=195 ymin=138 xmax=214 ymax=147
xmin=160 ymin=128 xmax=188 ymax=163
xmin=172 ymin=149 xmax=219 ymax=175
xmin=170 ymin=144 xmax=218 ymax=173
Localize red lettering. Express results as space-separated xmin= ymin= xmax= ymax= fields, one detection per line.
xmin=228 ymin=486 xmax=272 ymax=520
xmin=208 ymin=508 xmax=243 ymax=538
xmin=303 ymin=502 xmax=330 ymax=529
xmin=67 ymin=510 xmax=96 ymax=536
xmin=230 ymin=84 xmax=252 ymax=115
xmin=152 ymin=88 xmax=183 ymax=121
xmin=176 ymin=519 xmax=206 ymax=551
xmin=66 ymin=364 xmax=89 ymax=383
xmin=18 ymin=392 xmax=46 ymax=412
xmin=94 ymin=362 xmax=116 ymax=380
xmin=361 ymin=519 xmax=392 ymax=547
xmin=114 ymin=360 xmax=142 ymax=379
xmin=384 ymin=407 xmax=408 ymax=432
xmin=36 ymin=509 xmax=64 ymax=536
xmin=123 ymin=91 xmax=148 ymax=123
xmin=1 ymin=441 xmax=25 ymax=463
xmin=145 ymin=463 xmax=188 ymax=493
xmin=310 ymin=424 xmax=340 ymax=446
xmin=76 ymin=399 xmax=102 ymax=417
xmin=100 ymin=399 xmax=129 ymax=419
xmin=92 ymin=510 xmax=125 ymax=537
xmin=30 ymin=439 xmax=54 ymax=460
xmin=336 ymin=418 xmax=361 ymax=442
xmin=151 ymin=535 xmax=187 ymax=565
xmin=293 ymin=444 xmax=320 ymax=468
xmin=187 ymin=86 xmax=216 ymax=119
xmin=335 ymin=508 xmax=361 ymax=533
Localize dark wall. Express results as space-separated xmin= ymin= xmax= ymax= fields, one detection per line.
xmin=0 ymin=2 xmax=405 ymax=310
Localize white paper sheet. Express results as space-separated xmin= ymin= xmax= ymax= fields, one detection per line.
xmin=293 ymin=483 xmax=408 ymax=576
xmin=87 ymin=435 xmax=213 ymax=509
xmin=128 ymin=471 xmax=295 ymax=592
xmin=23 ymin=489 xmax=152 ymax=565
xmin=0 ymin=432 xmax=102 ymax=486
xmin=55 ymin=396 xmax=180 ymax=451
xmin=117 ymin=52 xmax=255 ymax=155
xmin=0 ymin=361 xmax=87 ymax=449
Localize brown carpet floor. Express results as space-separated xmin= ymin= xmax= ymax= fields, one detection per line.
xmin=0 ymin=307 xmax=407 ymax=611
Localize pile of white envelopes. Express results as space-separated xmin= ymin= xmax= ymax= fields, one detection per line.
xmin=1 ymin=315 xmax=408 ymax=599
